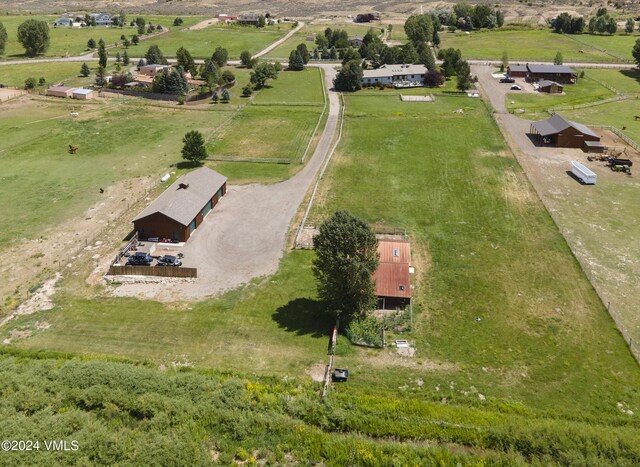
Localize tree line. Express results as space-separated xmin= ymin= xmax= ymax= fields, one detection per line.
xmin=552 ymin=8 xmax=638 ymax=35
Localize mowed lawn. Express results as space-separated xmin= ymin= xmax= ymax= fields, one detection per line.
xmin=206 ymin=105 xmax=320 ymax=161
xmin=0 ymin=15 xmax=204 ymax=58
xmin=307 ymin=94 xmax=640 ymax=415
xmin=121 ymin=24 xmax=287 ymax=59
xmin=586 ymin=68 xmax=640 ymax=94
xmin=505 ymin=75 xmax=616 ymax=113
xmin=0 ymin=99 xmax=232 ymax=247
xmin=252 ymin=67 xmax=324 ymax=105
xmin=441 ymin=28 xmax=616 ymax=62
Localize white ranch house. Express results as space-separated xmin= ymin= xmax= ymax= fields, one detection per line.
xmin=362 ymin=64 xmax=427 ymax=86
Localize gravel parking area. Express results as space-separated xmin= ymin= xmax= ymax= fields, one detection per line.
xmin=112 ymin=65 xmax=340 ymax=301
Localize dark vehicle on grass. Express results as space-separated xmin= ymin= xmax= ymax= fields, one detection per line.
xmin=333 ymin=368 xmax=349 ymax=382
xmin=500 ymin=77 xmax=515 ymax=83
xmin=157 ymin=255 xmax=182 ymax=267
xmin=127 ymin=252 xmax=153 ymax=266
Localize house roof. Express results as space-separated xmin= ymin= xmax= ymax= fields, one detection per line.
xmin=537 ymin=80 xmax=561 ymax=87
xmin=239 ymin=13 xmax=260 ymax=20
xmin=47 ymin=86 xmax=74 ymax=93
xmin=527 ymin=64 xmax=575 ymax=74
xmin=373 ymin=239 xmax=412 ymax=299
xmin=133 ymin=167 xmax=228 ymax=226
xmin=363 ymin=64 xmax=427 ymax=79
xmin=374 ymin=263 xmax=412 ymax=298
xmin=532 ymin=113 xmax=599 ymax=138
xmin=72 ymin=88 xmax=94 ymax=95
xmin=140 ymin=64 xmax=171 ymax=70
xmin=508 ymin=65 xmax=527 ymax=72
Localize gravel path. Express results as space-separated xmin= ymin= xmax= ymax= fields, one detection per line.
xmin=113 ymin=64 xmax=340 ymax=301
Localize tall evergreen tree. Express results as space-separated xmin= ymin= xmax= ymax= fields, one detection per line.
xmin=0 ymin=22 xmax=6 ymax=55
xmin=288 ymin=50 xmax=305 ymax=70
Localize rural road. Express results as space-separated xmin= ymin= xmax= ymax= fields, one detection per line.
xmin=0 ymin=21 xmax=306 ymax=67
xmin=113 ymin=64 xmax=340 ymax=300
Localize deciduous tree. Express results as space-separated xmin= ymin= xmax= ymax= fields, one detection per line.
xmin=312 ymin=210 xmax=379 ymax=323
xmin=211 ymin=46 xmax=228 ymax=67
xmin=0 ymin=22 xmax=6 ymax=55
xmin=250 ymin=62 xmax=279 ymax=89
xmin=240 ymin=50 xmax=253 ymax=67
xmin=17 ymin=19 xmax=50 ymax=56
xmin=176 ymin=46 xmax=197 ymax=75
xmin=334 ymin=60 xmax=363 ymax=92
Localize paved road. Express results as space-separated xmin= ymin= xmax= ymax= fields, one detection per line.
xmin=114 ymin=64 xmax=340 ymax=300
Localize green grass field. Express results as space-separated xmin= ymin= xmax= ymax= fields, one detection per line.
xmin=0 ymin=15 xmax=204 ymax=58
xmin=252 ymin=68 xmax=324 ymax=105
xmin=264 ymin=22 xmax=383 ymax=59
xmin=506 ymin=75 xmax=616 ymax=113
xmin=0 ymin=61 xmax=97 ymax=87
xmin=206 ymin=105 xmax=321 ymax=161
xmin=441 ymin=29 xmax=621 ymax=62
xmin=567 ymin=32 xmax=640 ymax=61
xmin=560 ymin=98 xmax=640 ymax=147
xmin=586 ymin=68 xmax=640 ymax=94
xmin=121 ymin=24 xmax=287 ymax=59
xmin=10 ymin=93 xmax=640 ymax=423
xmin=0 ymin=99 xmax=232 ymax=248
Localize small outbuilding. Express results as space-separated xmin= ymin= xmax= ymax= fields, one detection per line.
xmin=133 ymin=167 xmax=228 ymax=242
xmin=46 ymin=86 xmax=74 ymax=98
xmin=72 ymin=88 xmax=95 ymax=100
xmin=373 ymin=239 xmax=412 ymax=310
xmin=139 ymin=64 xmax=172 ymax=77
xmin=537 ymin=80 xmax=563 ymax=94
xmin=530 ymin=113 xmax=601 ymax=148
xmin=507 ymin=64 xmax=528 ymax=78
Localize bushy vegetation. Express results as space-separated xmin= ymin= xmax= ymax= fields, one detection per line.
xmin=1 ymin=350 xmax=639 ymax=465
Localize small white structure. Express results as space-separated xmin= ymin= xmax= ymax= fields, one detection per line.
xmin=571 ymin=161 xmax=597 ymax=185
xmin=362 ymin=64 xmax=427 ymax=86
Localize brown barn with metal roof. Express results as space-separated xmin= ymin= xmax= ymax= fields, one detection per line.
xmin=530 ymin=113 xmax=600 ymax=148
xmin=507 ymin=64 xmax=577 ymax=83
xmin=45 ymin=85 xmax=74 ymax=98
xmin=373 ymin=239 xmax=412 ymax=310
xmin=537 ymin=80 xmax=563 ymax=94
xmin=133 ymin=167 xmax=227 ymax=242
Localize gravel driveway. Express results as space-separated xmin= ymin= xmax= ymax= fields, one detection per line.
xmin=113 ymin=65 xmax=340 ymax=300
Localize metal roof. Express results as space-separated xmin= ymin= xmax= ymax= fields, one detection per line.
xmin=527 ymin=64 xmax=575 ymax=74
xmin=532 ymin=113 xmax=599 ymax=138
xmin=47 ymin=86 xmax=74 ymax=92
xmin=133 ymin=167 xmax=227 ymax=226
xmin=373 ymin=239 xmax=412 ymax=299
xmin=72 ymin=88 xmax=94 ymax=95
xmin=363 ymin=64 xmax=427 ymax=79
xmin=537 ymin=80 xmax=561 ymax=87
xmin=508 ymin=65 xmax=527 ymax=72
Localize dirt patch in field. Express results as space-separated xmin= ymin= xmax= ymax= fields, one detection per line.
xmin=360 ymin=347 xmax=459 ymax=372
xmin=0 ymin=273 xmax=61 ymax=328
xmin=503 ymin=169 xmax=537 ymax=207
xmin=306 ymin=363 xmax=327 ymax=381
xmin=0 ymin=88 xmax=26 ymax=102
xmin=0 ymin=176 xmax=155 ymax=317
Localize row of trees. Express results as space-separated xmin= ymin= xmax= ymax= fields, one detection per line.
xmin=552 ymin=9 xmax=638 ymax=35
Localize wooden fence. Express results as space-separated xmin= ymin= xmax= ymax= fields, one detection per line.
xmin=108 ymin=265 xmax=197 ymax=278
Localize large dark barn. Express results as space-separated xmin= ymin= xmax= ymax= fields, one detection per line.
xmin=530 ymin=114 xmax=601 ymax=148
xmin=133 ymin=167 xmax=227 ymax=242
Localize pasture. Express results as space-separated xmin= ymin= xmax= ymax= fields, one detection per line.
xmin=0 ymin=61 xmax=97 ymax=87
xmin=0 ymin=15 xmax=205 ymax=58
xmin=120 ymin=24 xmax=287 ymax=59
xmin=568 ymin=32 xmax=640 ymax=62
xmin=0 ymin=98 xmax=232 ymax=248
xmin=9 ymin=93 xmax=640 ymax=426
xmin=585 ymin=68 xmax=640 ymax=94
xmin=441 ymin=29 xmax=619 ymax=63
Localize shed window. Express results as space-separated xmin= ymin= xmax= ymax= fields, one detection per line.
xmin=393 ymin=248 xmax=400 ymax=257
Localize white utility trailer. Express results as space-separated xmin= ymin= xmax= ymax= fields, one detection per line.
xmin=572 ymin=161 xmax=597 ymax=185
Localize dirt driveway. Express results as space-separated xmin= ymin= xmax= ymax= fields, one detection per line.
xmin=113 ymin=65 xmax=340 ymax=301
xmin=474 ymin=64 xmax=640 ymax=360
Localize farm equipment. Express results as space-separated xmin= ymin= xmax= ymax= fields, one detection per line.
xmin=607 ymin=158 xmax=632 ymax=175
